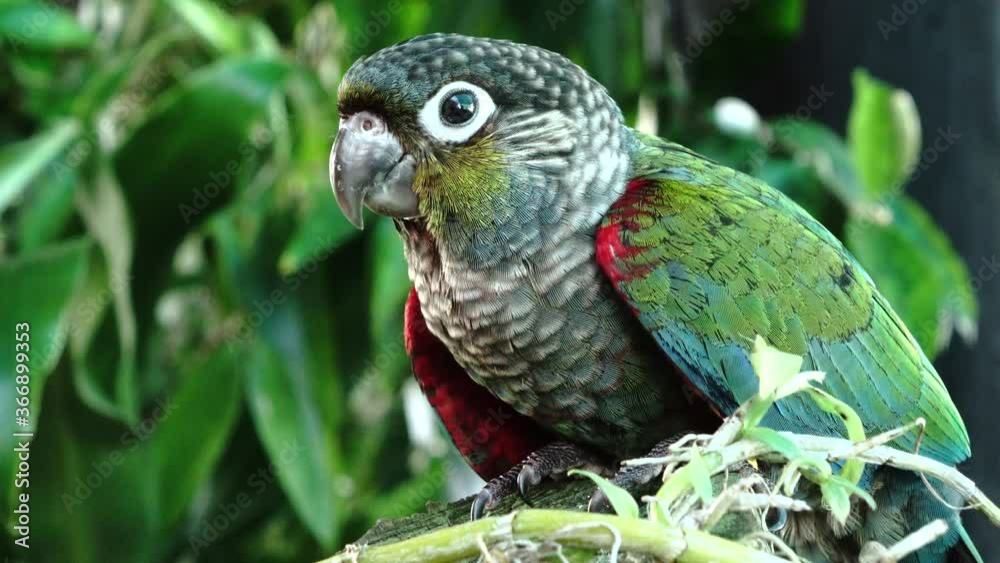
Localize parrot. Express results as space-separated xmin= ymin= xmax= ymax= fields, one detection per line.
xmin=330 ymin=33 xmax=978 ymax=562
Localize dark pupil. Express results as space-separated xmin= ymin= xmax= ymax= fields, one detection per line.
xmin=441 ymin=91 xmax=477 ymax=125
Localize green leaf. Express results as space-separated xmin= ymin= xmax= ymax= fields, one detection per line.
xmin=245 ymin=18 xmax=282 ymax=56
xmin=0 ymin=119 xmax=80 ymax=214
xmin=0 ymin=238 xmax=90 ymax=516
xmin=580 ymin=0 xmax=633 ymax=102
xmin=687 ymin=448 xmax=713 ymax=504
xmin=210 ymin=198 xmax=346 ymax=549
xmin=70 ymin=29 xmax=182 ymax=119
xmin=761 ymin=0 xmax=806 ymax=36
xmin=782 ymin=453 xmax=833 ymax=490
xmin=846 ymin=197 xmax=977 ymax=357
xmin=365 ymin=458 xmax=448 ymax=520
xmin=774 ymin=370 xmax=825 ymax=400
xmin=820 ymin=480 xmax=852 ymax=525
xmin=806 ymin=388 xmax=866 ymax=441
xmin=806 ymin=387 xmax=866 ymax=485
xmin=750 ymin=335 xmax=803 ymax=399
xmin=826 ymin=474 xmax=877 ymax=511
xmin=238 ymin=245 xmax=344 ymax=549
xmin=278 ymin=73 xmax=353 ymax=275
xmin=369 ymin=216 xmax=411 ymax=342
xmin=167 ymin=0 xmax=246 ymax=55
xmin=568 ymin=469 xmax=639 ymax=519
xmin=743 ymin=396 xmax=773 ymax=432
xmin=278 ymin=191 xmax=358 ymax=275
xmin=246 ymin=339 xmax=342 ymax=548
xmin=65 ymin=248 xmax=133 ymax=420
xmin=29 ymin=371 xmax=157 ymax=563
xmin=770 ymin=119 xmax=869 ymax=207
xmin=848 ymin=69 xmax=922 ymax=198
xmin=71 ymin=160 xmax=139 ymax=422
xmin=0 ymin=238 xmax=91 ymax=417
xmin=743 ymin=427 xmax=803 ymax=460
xmin=150 ymin=346 xmax=243 ymax=528
xmin=14 ymin=160 xmax=77 ymax=251
xmin=655 ymin=450 xmax=724 ymax=513
xmin=28 ymin=344 xmax=239 ymax=563
xmin=0 ymin=0 xmax=94 ymax=51
xmin=110 ymin=56 xmax=291 ymax=406
xmin=115 ymin=58 xmax=291 ymax=255
xmin=817 ymin=475 xmax=877 ymax=529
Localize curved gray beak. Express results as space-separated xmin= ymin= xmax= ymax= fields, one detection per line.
xmin=330 ymin=111 xmax=419 ymax=229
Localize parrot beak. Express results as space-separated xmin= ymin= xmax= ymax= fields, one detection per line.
xmin=330 ymin=111 xmax=419 ymax=229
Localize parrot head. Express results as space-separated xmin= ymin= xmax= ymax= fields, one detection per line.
xmin=331 ymin=33 xmax=633 ymax=254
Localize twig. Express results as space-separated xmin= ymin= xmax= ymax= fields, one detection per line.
xmin=782 ymin=433 xmax=1000 ymax=527
xmin=731 ymin=493 xmax=811 ymax=513
xmin=708 ymin=412 xmax=745 ymax=449
xmin=740 ymin=531 xmax=802 ymax=563
xmin=826 ymin=418 xmax=926 ymax=460
xmin=682 ymin=474 xmax=782 ymax=532
xmin=630 ymin=430 xmax=1000 ymax=528
xmin=475 ymin=534 xmax=496 ymax=563
xmin=859 ymin=519 xmax=950 ymax=563
xmin=552 ymin=522 xmax=623 ymax=563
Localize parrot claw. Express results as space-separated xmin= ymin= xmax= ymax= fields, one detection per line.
xmin=469 ymin=460 xmax=517 ymax=521
xmin=469 ymin=441 xmax=608 ymax=520
xmin=515 ymin=442 xmax=608 ymax=505
xmin=587 ymin=488 xmax=613 ymax=513
xmin=587 ymin=434 xmax=687 ymax=514
xmin=470 ymin=488 xmax=494 ymax=521
xmin=586 ymin=461 xmax=666 ymax=514
xmin=516 ymin=464 xmax=542 ymax=506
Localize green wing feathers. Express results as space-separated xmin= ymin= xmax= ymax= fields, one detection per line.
xmin=597 ymin=133 xmax=970 ymax=465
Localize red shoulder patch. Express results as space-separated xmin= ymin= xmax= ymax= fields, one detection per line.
xmin=596 ymin=178 xmax=657 ymax=287
xmin=404 ymin=289 xmax=549 ymax=479
xmin=595 ymin=178 xmax=724 ymax=420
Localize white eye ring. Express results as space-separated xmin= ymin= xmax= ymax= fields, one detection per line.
xmin=418 ymin=81 xmax=496 ymax=144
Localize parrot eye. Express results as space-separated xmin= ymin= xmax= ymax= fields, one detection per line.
xmin=419 ymin=81 xmax=496 ymax=144
xmin=765 ymin=507 xmax=788 ymax=532
xmin=440 ymin=90 xmax=477 ymax=126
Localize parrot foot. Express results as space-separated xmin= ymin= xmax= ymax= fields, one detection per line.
xmin=470 ymin=441 xmax=610 ymax=521
xmin=587 ymin=435 xmax=681 ymax=513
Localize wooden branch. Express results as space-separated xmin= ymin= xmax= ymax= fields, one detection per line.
xmin=324 ymin=507 xmax=789 ymax=563
xmin=354 ymin=479 xmax=597 ymax=547
xmin=330 ymin=476 xmax=774 ymax=562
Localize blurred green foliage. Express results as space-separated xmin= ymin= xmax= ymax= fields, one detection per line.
xmin=0 ymin=1 xmax=976 ymax=561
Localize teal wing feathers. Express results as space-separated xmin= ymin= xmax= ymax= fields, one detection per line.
xmin=595 ymin=133 xmax=970 ymax=465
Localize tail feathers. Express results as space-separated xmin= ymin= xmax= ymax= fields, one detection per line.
xmin=869 ymin=469 xmax=974 ymax=563
xmin=947 ymin=526 xmax=983 ymax=563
